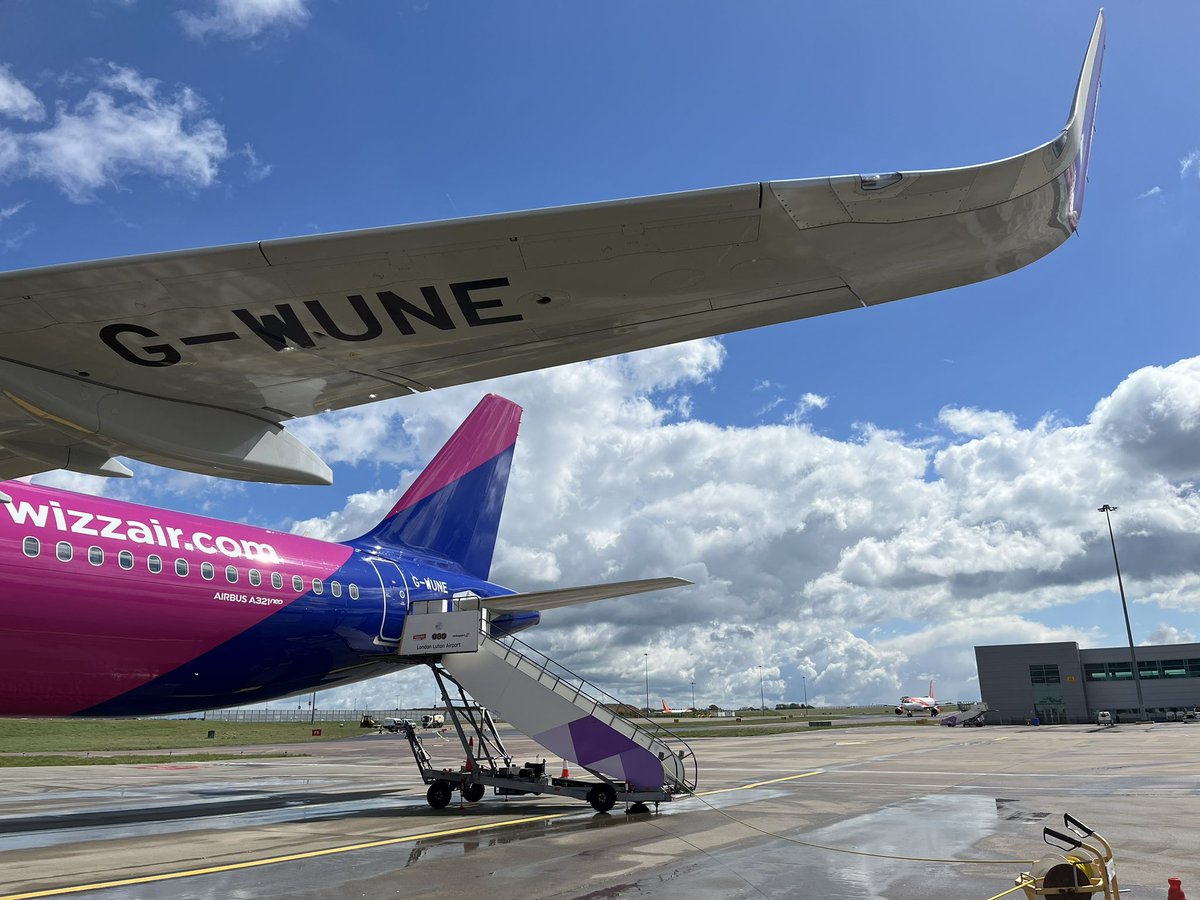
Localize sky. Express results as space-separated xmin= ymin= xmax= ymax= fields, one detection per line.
xmin=3 ymin=1 xmax=1200 ymax=712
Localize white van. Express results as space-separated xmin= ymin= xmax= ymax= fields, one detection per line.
xmin=1096 ymin=711 xmax=1113 ymax=726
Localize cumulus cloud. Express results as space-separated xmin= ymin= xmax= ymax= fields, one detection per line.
xmin=179 ymin=0 xmax=311 ymax=41
xmin=242 ymin=142 xmax=272 ymax=180
xmin=0 ymin=66 xmax=44 ymax=122
xmin=0 ymin=63 xmax=228 ymax=202
xmin=277 ymin=342 xmax=1200 ymax=711
xmin=939 ymin=406 xmax=1017 ymax=437
xmin=1144 ymin=623 xmax=1196 ymax=645
xmin=1181 ymin=150 xmax=1200 ymax=178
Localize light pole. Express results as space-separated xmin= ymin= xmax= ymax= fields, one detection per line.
xmin=690 ymin=680 xmax=696 ymax=711
xmin=758 ymin=665 xmax=765 ymax=715
xmin=643 ymin=652 xmax=649 ymax=716
xmin=1099 ymin=504 xmax=1147 ymax=722
xmin=802 ymin=675 xmax=808 ymax=718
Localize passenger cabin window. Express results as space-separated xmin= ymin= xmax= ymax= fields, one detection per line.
xmin=331 ymin=581 xmax=342 ymax=598
xmin=312 ymin=578 xmax=323 ymax=595
xmin=175 ymin=558 xmax=189 ymax=577
xmin=88 ymin=546 xmax=104 ymax=566
xmin=148 ymin=555 xmax=162 ymax=574
xmin=118 ymin=550 xmax=134 ymax=570
xmin=249 ymin=569 xmax=261 ymax=587
xmin=56 ymin=541 xmax=72 ymax=562
xmin=226 ymin=566 xmax=238 ymax=583
xmin=271 ymin=572 xmax=283 ymax=589
xmin=22 ymin=537 xmax=39 ymax=558
xmin=348 ymin=583 xmax=359 ymax=600
xmin=201 ymin=562 xmax=215 ymax=580
xmin=292 ymin=575 xmax=304 ymax=592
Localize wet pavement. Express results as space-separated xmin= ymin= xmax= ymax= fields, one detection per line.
xmin=1 ymin=723 xmax=1197 ymax=899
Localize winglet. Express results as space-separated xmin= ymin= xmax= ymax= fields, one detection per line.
xmin=1064 ymin=10 xmax=1106 ymax=230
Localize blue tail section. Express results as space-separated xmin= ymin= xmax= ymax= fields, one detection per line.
xmin=348 ymin=394 xmax=522 ymax=579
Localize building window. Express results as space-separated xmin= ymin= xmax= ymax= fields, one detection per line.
xmin=271 ymin=572 xmax=283 ymax=589
xmin=1138 ymin=661 xmax=1161 ymax=680
xmin=175 ymin=558 xmax=189 ymax=577
xmin=201 ymin=561 xmax=215 ymax=580
xmin=1030 ymin=664 xmax=1060 ymax=684
xmin=118 ymin=550 xmax=134 ymax=570
xmin=1084 ymin=663 xmax=1107 ymax=681
xmin=88 ymin=546 xmax=104 ymax=566
xmin=148 ymin=555 xmax=162 ymax=574
xmin=56 ymin=541 xmax=73 ymax=562
xmin=1108 ymin=662 xmax=1132 ymax=680
xmin=1161 ymin=660 xmax=1187 ymax=679
xmin=22 ymin=537 xmax=40 ymax=558
xmin=1188 ymin=659 xmax=1200 ymax=678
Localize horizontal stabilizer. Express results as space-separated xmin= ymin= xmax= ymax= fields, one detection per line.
xmin=483 ymin=577 xmax=690 ymax=613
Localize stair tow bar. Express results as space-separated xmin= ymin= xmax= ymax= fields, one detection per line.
xmin=400 ymin=663 xmax=682 ymax=813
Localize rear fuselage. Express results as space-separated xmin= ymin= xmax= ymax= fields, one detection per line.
xmin=0 ymin=480 xmax=533 ymax=716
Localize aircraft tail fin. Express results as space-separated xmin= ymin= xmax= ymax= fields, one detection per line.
xmin=662 ymin=699 xmax=670 ymax=713
xmin=350 ymin=394 xmax=521 ymax=579
xmin=929 ymin=680 xmax=935 ymax=701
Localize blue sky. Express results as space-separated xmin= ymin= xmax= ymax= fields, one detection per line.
xmin=3 ymin=1 xmax=1200 ymax=709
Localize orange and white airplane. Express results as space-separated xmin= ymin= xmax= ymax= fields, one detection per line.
xmin=662 ymin=699 xmax=693 ymax=715
xmin=895 ymin=681 xmax=940 ymax=717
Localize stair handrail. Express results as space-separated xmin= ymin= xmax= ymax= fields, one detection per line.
xmin=487 ymin=633 xmax=698 ymax=792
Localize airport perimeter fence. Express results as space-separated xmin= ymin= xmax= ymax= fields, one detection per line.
xmin=201 ymin=708 xmax=436 ymax=723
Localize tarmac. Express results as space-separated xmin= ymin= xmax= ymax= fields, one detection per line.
xmin=0 ymin=720 xmax=1196 ymax=899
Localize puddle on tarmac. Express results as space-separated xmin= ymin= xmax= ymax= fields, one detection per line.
xmin=753 ymin=794 xmax=1038 ymax=900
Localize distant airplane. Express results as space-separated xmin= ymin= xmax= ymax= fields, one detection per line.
xmin=662 ymin=699 xmax=693 ymax=715
xmin=0 ymin=395 xmax=694 ymax=794
xmin=0 ymin=12 xmax=1104 ymax=488
xmin=896 ymin=680 xmax=940 ymax=718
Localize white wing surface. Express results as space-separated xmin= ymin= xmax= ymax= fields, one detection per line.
xmin=0 ymin=14 xmax=1104 ymax=484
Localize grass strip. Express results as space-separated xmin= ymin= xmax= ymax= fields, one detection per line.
xmin=0 ymin=752 xmax=305 ymax=767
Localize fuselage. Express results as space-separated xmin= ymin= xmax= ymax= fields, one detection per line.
xmin=0 ymin=480 xmax=534 ymax=716
xmin=895 ymin=695 xmax=939 ymax=716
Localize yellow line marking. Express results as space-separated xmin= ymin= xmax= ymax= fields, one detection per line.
xmin=983 ymin=880 xmax=1031 ymax=900
xmin=696 ymin=769 xmax=823 ymax=797
xmin=1 ymin=771 xmax=825 ymax=899
xmin=0 ymin=814 xmax=565 ymax=900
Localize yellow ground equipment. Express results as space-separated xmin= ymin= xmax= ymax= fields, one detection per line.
xmin=1016 ymin=814 xmax=1121 ymax=898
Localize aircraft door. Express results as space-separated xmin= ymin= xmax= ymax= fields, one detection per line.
xmin=366 ymin=558 xmax=409 ymax=643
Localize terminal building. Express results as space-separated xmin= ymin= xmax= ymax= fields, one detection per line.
xmin=975 ymin=641 xmax=1200 ymax=724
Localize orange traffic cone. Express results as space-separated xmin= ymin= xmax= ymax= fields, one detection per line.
xmin=465 ymin=736 xmax=474 ymax=772
xmin=1168 ymin=877 xmax=1187 ymax=900
xmin=561 ymin=761 xmax=570 ymax=778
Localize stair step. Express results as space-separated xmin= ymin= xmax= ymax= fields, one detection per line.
xmin=442 ymin=635 xmax=695 ymax=792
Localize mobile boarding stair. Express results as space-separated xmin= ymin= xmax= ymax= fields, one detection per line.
xmin=940 ymin=702 xmax=989 ymax=727
xmin=396 ymin=597 xmax=697 ymax=812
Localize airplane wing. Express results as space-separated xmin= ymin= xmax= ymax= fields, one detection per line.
xmin=0 ymin=13 xmax=1104 ymax=485
xmin=482 ymin=577 xmax=690 ymax=613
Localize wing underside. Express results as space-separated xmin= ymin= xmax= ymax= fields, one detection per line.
xmin=0 ymin=13 xmax=1104 ymax=484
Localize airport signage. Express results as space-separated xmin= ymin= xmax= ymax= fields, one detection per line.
xmin=399 ymin=609 xmax=482 ymax=655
